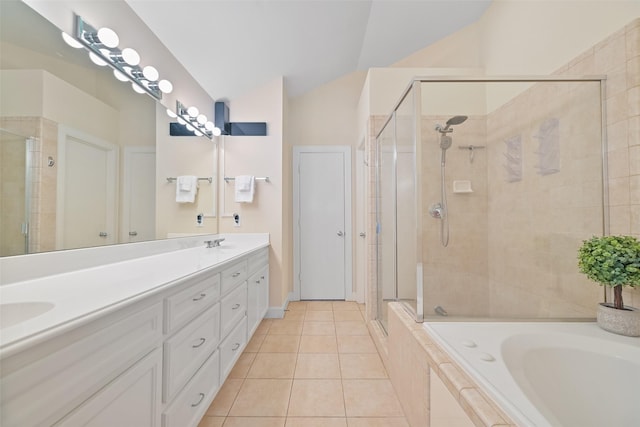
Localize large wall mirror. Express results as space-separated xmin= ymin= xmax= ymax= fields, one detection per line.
xmin=0 ymin=0 xmax=216 ymax=257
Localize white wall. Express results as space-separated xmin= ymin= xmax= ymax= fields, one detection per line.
xmin=219 ymin=78 xmax=288 ymax=309
xmin=480 ymin=0 xmax=640 ymax=76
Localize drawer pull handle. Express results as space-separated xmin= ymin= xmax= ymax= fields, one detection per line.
xmin=192 ymin=338 xmax=206 ymax=348
xmin=192 ymin=293 xmax=206 ymax=301
xmin=231 ymin=272 xmax=241 ymax=278
xmin=255 ymin=279 xmax=261 ymax=284
xmin=232 ymin=343 xmax=240 ymax=351
xmin=191 ymin=393 xmax=205 ymax=407
xmin=232 ymin=303 xmax=241 ymax=310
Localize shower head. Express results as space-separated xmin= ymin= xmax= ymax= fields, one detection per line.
xmin=435 ymin=115 xmax=468 ymax=134
xmin=446 ymin=115 xmax=468 ymax=127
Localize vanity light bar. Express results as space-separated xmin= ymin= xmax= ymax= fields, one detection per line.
xmin=72 ymin=15 xmax=170 ymax=101
xmin=172 ymin=101 xmax=222 ymax=140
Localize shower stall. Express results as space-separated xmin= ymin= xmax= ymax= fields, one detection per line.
xmin=375 ymin=77 xmax=607 ymax=331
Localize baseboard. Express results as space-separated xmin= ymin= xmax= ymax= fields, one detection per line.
xmin=265 ymin=294 xmax=290 ymax=319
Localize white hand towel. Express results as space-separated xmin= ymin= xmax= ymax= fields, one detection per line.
xmin=176 ymin=176 xmax=198 ymax=203
xmin=234 ymin=175 xmax=255 ymax=203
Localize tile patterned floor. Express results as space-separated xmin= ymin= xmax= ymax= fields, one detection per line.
xmin=199 ymin=301 xmax=409 ymax=427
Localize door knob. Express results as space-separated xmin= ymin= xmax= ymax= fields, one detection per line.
xmin=337 ymin=231 xmax=344 ymax=237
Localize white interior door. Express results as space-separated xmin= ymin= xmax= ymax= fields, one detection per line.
xmin=294 ymin=146 xmax=352 ymax=300
xmin=122 ymin=147 xmax=156 ymax=243
xmin=57 ymin=127 xmax=117 ymax=250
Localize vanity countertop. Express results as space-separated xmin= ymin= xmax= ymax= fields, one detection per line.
xmin=0 ymin=234 xmax=269 ymax=358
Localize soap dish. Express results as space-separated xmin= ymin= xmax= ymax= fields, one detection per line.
xmin=453 ymin=180 xmax=473 ymax=193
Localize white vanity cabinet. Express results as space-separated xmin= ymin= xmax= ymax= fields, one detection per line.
xmin=247 ymin=248 xmax=270 ymax=337
xmin=0 ymin=241 xmax=270 ymax=427
xmin=0 ymin=301 xmax=163 ymax=427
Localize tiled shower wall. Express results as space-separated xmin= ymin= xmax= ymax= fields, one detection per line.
xmin=558 ymin=18 xmax=640 ymax=308
xmin=0 ymin=117 xmax=58 ymax=254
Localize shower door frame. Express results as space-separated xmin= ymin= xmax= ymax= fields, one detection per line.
xmin=375 ymin=75 xmax=609 ymax=324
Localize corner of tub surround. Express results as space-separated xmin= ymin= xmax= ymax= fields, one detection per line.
xmin=386 ymin=303 xmax=517 ymax=427
xmin=366 ymin=319 xmax=390 ymax=368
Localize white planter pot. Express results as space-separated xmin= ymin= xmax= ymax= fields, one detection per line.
xmin=596 ymin=303 xmax=640 ymax=337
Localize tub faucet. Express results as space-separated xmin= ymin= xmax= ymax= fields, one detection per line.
xmin=204 ymin=238 xmax=225 ymax=248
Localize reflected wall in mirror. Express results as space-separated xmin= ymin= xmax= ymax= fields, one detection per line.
xmin=0 ymin=0 xmax=161 ymax=256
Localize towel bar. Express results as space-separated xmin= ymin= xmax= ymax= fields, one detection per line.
xmin=224 ymin=177 xmax=270 ymax=183
xmin=166 ymin=177 xmax=212 ymax=183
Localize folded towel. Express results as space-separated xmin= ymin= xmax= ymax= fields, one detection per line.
xmin=176 ymin=175 xmax=198 ymax=203
xmin=234 ymin=175 xmax=255 ymax=203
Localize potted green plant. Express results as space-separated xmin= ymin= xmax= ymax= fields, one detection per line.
xmin=578 ymin=235 xmax=640 ymax=336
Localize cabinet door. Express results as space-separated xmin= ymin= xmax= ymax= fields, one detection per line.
xmin=55 ymin=349 xmax=162 ymax=427
xmin=257 ymin=265 xmax=269 ymax=320
xmin=247 ymin=266 xmax=269 ymax=336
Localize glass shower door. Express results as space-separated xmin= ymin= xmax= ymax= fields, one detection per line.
xmin=376 ymin=115 xmax=396 ymax=332
xmin=0 ymin=129 xmax=33 ymax=256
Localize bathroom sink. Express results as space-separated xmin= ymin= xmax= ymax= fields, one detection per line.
xmin=0 ymin=302 xmax=55 ymax=329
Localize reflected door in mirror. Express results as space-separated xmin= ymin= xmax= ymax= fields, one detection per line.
xmin=58 ymin=129 xmax=117 ymax=250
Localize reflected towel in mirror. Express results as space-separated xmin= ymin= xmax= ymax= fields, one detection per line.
xmin=176 ymin=175 xmax=198 ymax=203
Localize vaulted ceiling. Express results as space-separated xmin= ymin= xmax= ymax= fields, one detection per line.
xmin=125 ymin=0 xmax=491 ymax=100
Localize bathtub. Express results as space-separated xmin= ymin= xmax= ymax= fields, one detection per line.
xmin=424 ymin=322 xmax=640 ymax=427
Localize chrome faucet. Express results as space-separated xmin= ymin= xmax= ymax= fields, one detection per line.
xmin=204 ymin=238 xmax=225 ymax=248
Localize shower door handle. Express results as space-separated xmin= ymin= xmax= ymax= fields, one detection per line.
xmin=337 ymin=231 xmax=344 ymax=237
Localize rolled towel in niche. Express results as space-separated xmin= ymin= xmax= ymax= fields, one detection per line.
xmin=453 ymin=180 xmax=473 ymax=193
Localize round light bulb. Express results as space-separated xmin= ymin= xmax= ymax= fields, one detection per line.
xmin=205 ymin=121 xmax=215 ymax=131
xmin=177 ymin=117 xmax=186 ymax=125
xmin=194 ymin=128 xmax=204 ymax=137
xmin=97 ymin=27 xmax=119 ymax=48
xmin=196 ymin=114 xmax=207 ymax=125
xmin=187 ymin=106 xmax=199 ymax=118
xmin=158 ymin=79 xmax=173 ymax=94
xmin=61 ymin=32 xmax=83 ymax=48
xmin=131 ymin=82 xmax=146 ymax=94
xmin=185 ymin=124 xmax=195 ymax=132
xmin=142 ymin=65 xmax=159 ymax=81
xmin=121 ymin=48 xmax=140 ymax=66
xmin=89 ymin=52 xmax=107 ymax=66
xmin=113 ymin=69 xmax=129 ymax=82
xmin=166 ymin=109 xmax=177 ymax=118
xmin=212 ymin=127 xmax=222 ymax=137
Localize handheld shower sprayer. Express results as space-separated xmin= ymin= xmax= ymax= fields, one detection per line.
xmin=430 ymin=115 xmax=468 ymax=247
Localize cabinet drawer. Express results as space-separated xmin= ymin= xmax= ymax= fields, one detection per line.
xmin=247 ymin=247 xmax=269 ymax=274
xmin=0 ymin=302 xmax=162 ymax=427
xmin=163 ymin=303 xmax=220 ymax=403
xmin=221 ymin=282 xmax=247 ymax=339
xmin=221 ymin=260 xmax=248 ymax=295
xmin=162 ymin=350 xmax=220 ymax=427
xmin=55 ymin=348 xmax=162 ymax=427
xmin=220 ymin=317 xmax=247 ymax=381
xmin=165 ymin=273 xmax=220 ymax=334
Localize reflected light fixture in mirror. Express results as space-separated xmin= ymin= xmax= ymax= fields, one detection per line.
xmin=62 ymin=15 xmax=173 ymax=100
xmin=170 ymin=101 xmax=222 ymax=139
